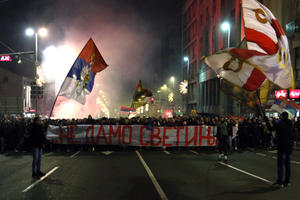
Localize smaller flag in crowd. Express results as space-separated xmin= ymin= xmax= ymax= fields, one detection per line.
xmin=120 ymin=106 xmax=136 ymax=114
xmin=271 ymin=98 xmax=300 ymax=118
xmin=58 ymin=38 xmax=108 ymax=104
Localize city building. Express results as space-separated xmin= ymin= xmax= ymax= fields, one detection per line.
xmin=0 ymin=67 xmax=33 ymax=115
xmin=182 ymin=0 xmax=242 ymax=116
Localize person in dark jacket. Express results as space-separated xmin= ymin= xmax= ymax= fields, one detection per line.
xmin=30 ymin=117 xmax=46 ymax=179
xmin=0 ymin=119 xmax=5 ymax=153
xmin=295 ymin=117 xmax=300 ymax=143
xmin=266 ymin=112 xmax=294 ymax=187
xmin=217 ymin=117 xmax=229 ymax=162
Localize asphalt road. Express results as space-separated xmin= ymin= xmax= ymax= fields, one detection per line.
xmin=0 ymin=148 xmax=300 ymax=200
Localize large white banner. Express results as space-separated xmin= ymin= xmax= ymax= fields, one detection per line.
xmin=47 ymin=125 xmax=217 ymax=147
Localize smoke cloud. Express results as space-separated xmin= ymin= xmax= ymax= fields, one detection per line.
xmin=41 ymin=0 xmax=172 ymax=118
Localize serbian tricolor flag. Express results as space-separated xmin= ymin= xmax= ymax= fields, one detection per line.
xmin=271 ymin=99 xmax=299 ymax=118
xmin=120 ymin=106 xmax=136 ymax=114
xmin=205 ymin=0 xmax=294 ymax=91
xmin=58 ymin=38 xmax=108 ymax=104
xmin=120 ymin=106 xmax=131 ymax=113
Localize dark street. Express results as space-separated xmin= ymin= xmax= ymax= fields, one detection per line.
xmin=1 ymin=148 xmax=300 ymax=200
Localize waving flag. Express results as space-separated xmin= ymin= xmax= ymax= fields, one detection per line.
xmin=133 ymin=80 xmax=152 ymax=102
xmin=205 ymin=0 xmax=294 ymax=91
xmin=243 ymin=0 xmax=294 ymax=89
xmin=271 ymin=99 xmax=299 ymax=118
xmin=120 ymin=106 xmax=136 ymax=114
xmin=58 ymin=38 xmax=108 ymax=104
xmin=205 ymin=48 xmax=266 ymax=91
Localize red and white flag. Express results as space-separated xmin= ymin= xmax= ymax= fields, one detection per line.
xmin=205 ymin=0 xmax=294 ymax=90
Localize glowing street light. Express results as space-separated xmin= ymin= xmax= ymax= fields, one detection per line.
xmin=25 ymin=27 xmax=48 ymax=86
xmin=17 ymin=56 xmax=22 ymax=64
xmin=170 ymin=76 xmax=175 ymax=88
xmin=183 ymin=56 xmax=189 ymax=80
xmin=161 ymin=84 xmax=168 ymax=91
xmin=38 ymin=27 xmax=48 ymax=37
xmin=25 ymin=28 xmax=34 ymax=36
xmin=221 ymin=21 xmax=231 ymax=48
xmin=25 ymin=27 xmax=48 ymax=64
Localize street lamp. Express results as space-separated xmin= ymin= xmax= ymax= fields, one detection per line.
xmin=170 ymin=76 xmax=175 ymax=89
xmin=25 ymin=27 xmax=47 ymax=66
xmin=38 ymin=28 xmax=48 ymax=37
xmin=17 ymin=56 xmax=22 ymax=64
xmin=221 ymin=21 xmax=231 ymax=48
xmin=161 ymin=84 xmax=168 ymax=91
xmin=26 ymin=27 xmax=47 ymax=115
xmin=25 ymin=28 xmax=34 ymax=36
xmin=183 ymin=56 xmax=189 ymax=80
xmin=25 ymin=27 xmax=47 ymax=86
xmin=183 ymin=56 xmax=190 ymax=114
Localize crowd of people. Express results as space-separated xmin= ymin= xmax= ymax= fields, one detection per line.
xmin=1 ymin=113 xmax=296 ymax=185
xmin=0 ymin=114 xmax=299 ymax=153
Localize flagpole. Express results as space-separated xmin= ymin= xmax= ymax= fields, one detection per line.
xmin=48 ymin=38 xmax=93 ymax=118
xmin=129 ymin=94 xmax=136 ymax=118
xmin=129 ymin=80 xmax=140 ymax=118
xmin=128 ymin=102 xmax=134 ymax=118
xmin=255 ymin=90 xmax=266 ymax=118
xmin=48 ymin=75 xmax=69 ymax=118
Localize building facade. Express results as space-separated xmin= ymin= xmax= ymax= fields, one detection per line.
xmin=182 ymin=0 xmax=242 ymax=116
xmin=0 ymin=67 xmax=33 ymax=115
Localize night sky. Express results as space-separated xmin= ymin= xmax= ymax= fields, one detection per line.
xmin=0 ymin=0 xmax=184 ymax=116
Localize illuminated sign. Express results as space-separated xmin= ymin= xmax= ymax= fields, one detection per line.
xmin=289 ymin=89 xmax=300 ymax=99
xmin=0 ymin=55 xmax=12 ymax=62
xmin=275 ymin=90 xmax=287 ymax=99
xmin=164 ymin=110 xmax=172 ymax=118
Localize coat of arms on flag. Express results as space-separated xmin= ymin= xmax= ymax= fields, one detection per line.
xmin=205 ymin=0 xmax=294 ymax=92
xmin=58 ymin=38 xmax=108 ymax=104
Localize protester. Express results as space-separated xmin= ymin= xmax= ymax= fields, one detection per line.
xmin=262 ymin=121 xmax=271 ymax=149
xmin=30 ymin=116 xmax=47 ymax=179
xmin=217 ymin=117 xmax=229 ymax=162
xmin=14 ymin=116 xmax=26 ymax=152
xmin=295 ymin=117 xmax=300 ymax=144
xmin=0 ymin=114 xmax=296 ymax=154
xmin=0 ymin=119 xmax=5 ymax=153
xmin=265 ymin=112 xmax=295 ymax=187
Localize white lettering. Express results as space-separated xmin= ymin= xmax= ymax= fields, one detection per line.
xmin=0 ymin=55 xmax=12 ymax=62
xmin=290 ymin=90 xmax=300 ymax=98
xmin=276 ymin=90 xmax=287 ymax=99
